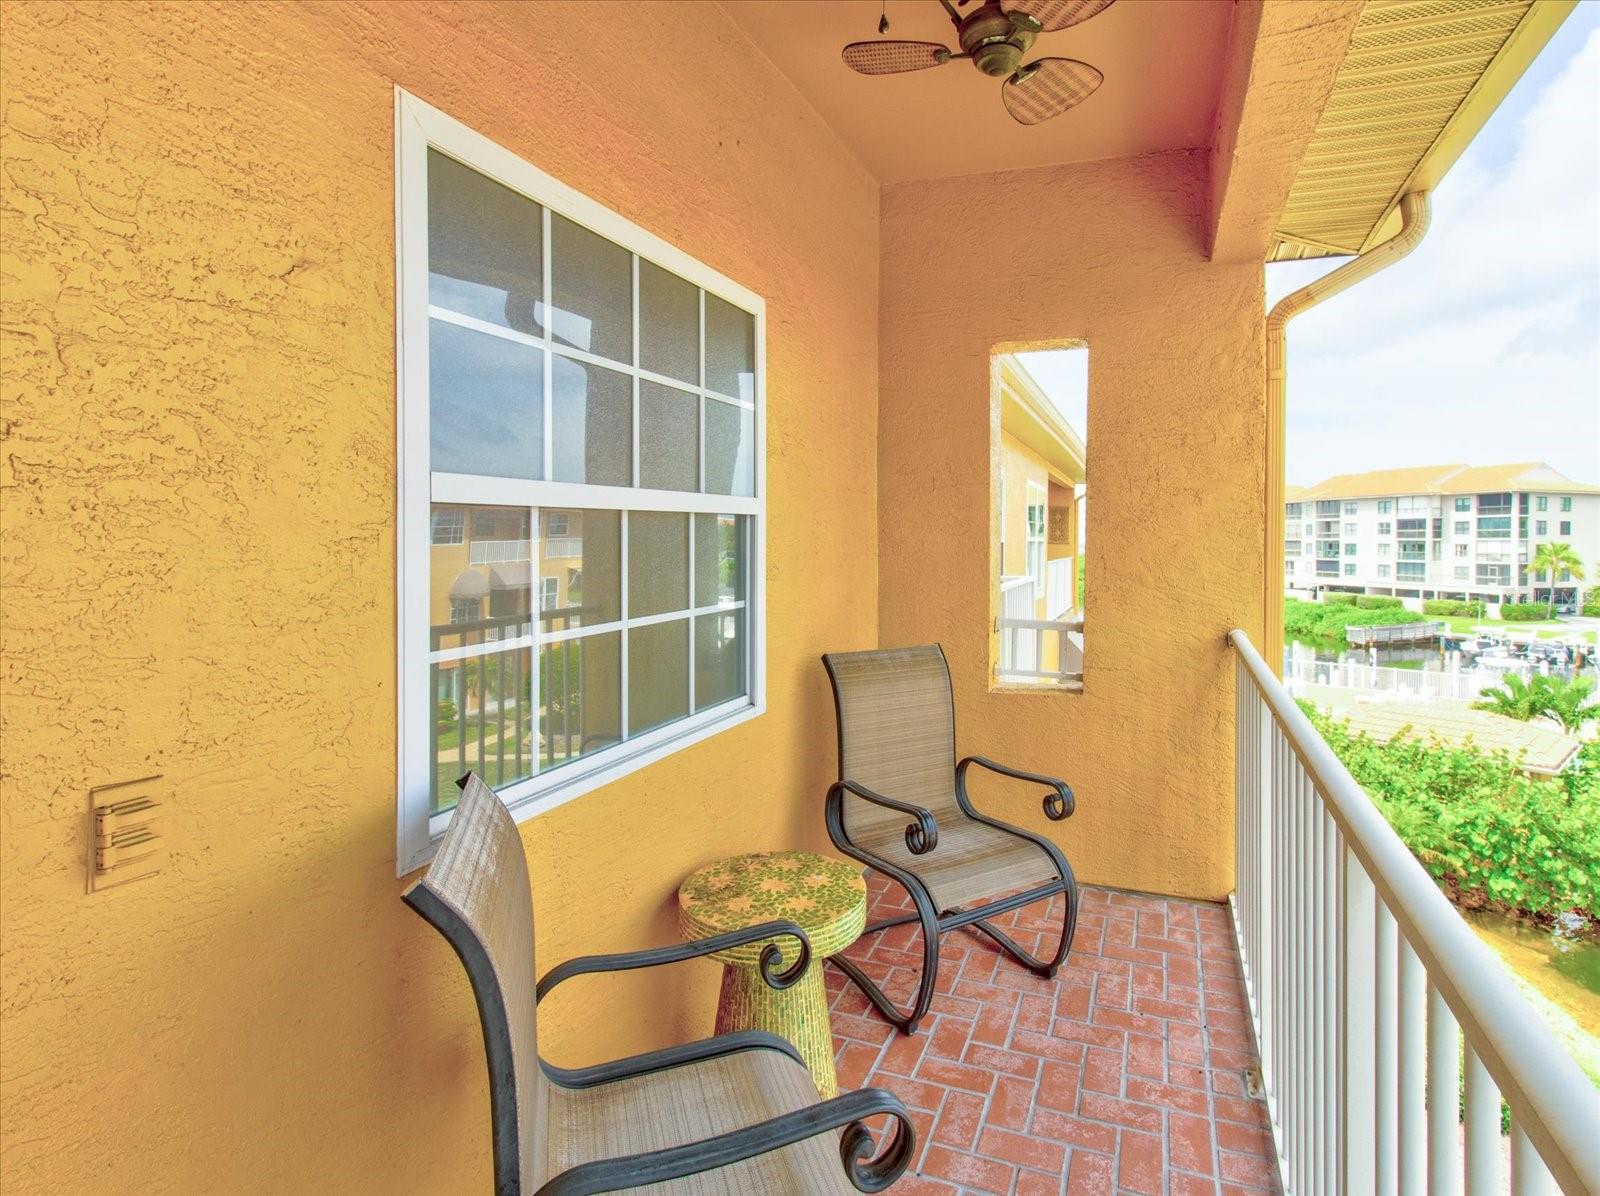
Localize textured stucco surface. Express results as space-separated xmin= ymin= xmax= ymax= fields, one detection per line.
xmin=878 ymin=154 xmax=1267 ymax=903
xmin=0 ymin=2 xmax=878 ymax=1191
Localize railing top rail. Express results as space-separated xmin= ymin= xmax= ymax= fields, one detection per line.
xmin=1230 ymin=628 xmax=1600 ymax=1195
xmin=997 ymin=617 xmax=1085 ymax=632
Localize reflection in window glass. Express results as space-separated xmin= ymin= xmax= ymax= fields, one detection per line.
xmin=539 ymin=631 xmax=621 ymax=772
xmin=550 ymin=214 xmax=632 ymax=363
xmin=430 ymin=646 xmax=536 ymax=813
xmin=430 ymin=319 xmax=543 ymax=479
xmin=629 ymin=619 xmax=689 ymax=735
xmin=704 ymin=399 xmax=753 ymax=497
xmin=552 ymin=356 xmax=632 ymax=487
xmin=539 ymin=509 xmax=620 ymax=629
xmin=639 ymin=380 xmax=699 ymax=492
xmin=695 ymin=610 xmax=745 ymax=711
xmin=695 ymin=514 xmax=745 ymax=605
xmin=427 ymin=150 xmax=542 ymax=336
xmin=629 ymin=512 xmax=689 ymax=617
xmin=430 ymin=504 xmax=533 ymax=654
xmin=705 ymin=292 xmax=756 ymax=399
xmin=639 ymin=259 xmax=699 ymax=385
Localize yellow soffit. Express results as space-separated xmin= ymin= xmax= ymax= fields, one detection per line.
xmin=1269 ymin=0 xmax=1575 ymax=263
xmin=995 ymin=355 xmax=1086 ymax=486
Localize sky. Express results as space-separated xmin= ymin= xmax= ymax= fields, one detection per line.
xmin=1266 ymin=12 xmax=1600 ymax=490
xmin=1018 ymin=13 xmax=1599 ymax=492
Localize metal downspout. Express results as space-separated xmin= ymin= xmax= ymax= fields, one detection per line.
xmin=1263 ymin=191 xmax=1433 ymax=675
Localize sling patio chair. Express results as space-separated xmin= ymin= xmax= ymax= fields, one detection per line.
xmin=821 ymin=644 xmax=1080 ymax=1036
xmin=403 ymin=772 xmax=915 ymax=1195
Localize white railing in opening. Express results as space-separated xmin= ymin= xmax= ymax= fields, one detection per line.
xmin=997 ymin=615 xmax=1083 ymax=684
xmin=1230 ymin=630 xmax=1600 ymax=1196
xmin=1046 ymin=557 xmax=1074 ymax=620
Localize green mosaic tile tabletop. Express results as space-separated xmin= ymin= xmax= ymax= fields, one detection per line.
xmin=678 ymin=851 xmax=867 ymax=967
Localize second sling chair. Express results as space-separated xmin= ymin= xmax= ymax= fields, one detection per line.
xmin=822 ymin=644 xmax=1080 ymax=1035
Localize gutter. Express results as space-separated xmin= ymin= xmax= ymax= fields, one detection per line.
xmin=1263 ymin=191 xmax=1432 ymax=676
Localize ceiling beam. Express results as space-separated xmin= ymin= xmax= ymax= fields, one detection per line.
xmin=1204 ymin=0 xmax=1364 ymax=265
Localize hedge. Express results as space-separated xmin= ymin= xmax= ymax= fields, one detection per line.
xmin=1302 ymin=704 xmax=1600 ymax=921
xmin=1423 ymin=598 xmax=1486 ymax=617
xmin=1324 ymin=592 xmax=1357 ymax=607
xmin=1285 ymin=597 xmax=1425 ymax=642
xmin=1498 ymin=602 xmax=1548 ymax=622
xmin=1356 ymin=595 xmax=1403 ymax=610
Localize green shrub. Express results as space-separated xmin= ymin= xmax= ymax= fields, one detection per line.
xmin=1284 ymin=597 xmax=1426 ymax=643
xmin=1356 ymin=595 xmax=1403 ymax=610
xmin=1423 ymin=598 xmax=1486 ymax=618
xmin=1301 ymin=702 xmax=1600 ymax=920
xmin=1325 ymin=592 xmax=1357 ymax=607
xmin=1584 ymin=590 xmax=1600 ymax=618
xmin=1498 ymin=602 xmax=1547 ymax=622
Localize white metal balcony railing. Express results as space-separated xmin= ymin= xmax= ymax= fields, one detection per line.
xmin=1281 ymin=656 xmax=1492 ymax=702
xmin=1229 ymin=630 xmax=1600 ymax=1196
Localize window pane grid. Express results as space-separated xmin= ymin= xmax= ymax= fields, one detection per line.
xmin=404 ymin=103 xmax=763 ymax=854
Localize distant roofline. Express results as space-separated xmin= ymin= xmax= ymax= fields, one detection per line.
xmin=1287 ymin=462 xmax=1600 ymax=502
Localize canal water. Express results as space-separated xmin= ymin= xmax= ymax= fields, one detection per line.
xmin=1465 ymin=910 xmax=1600 ymax=1066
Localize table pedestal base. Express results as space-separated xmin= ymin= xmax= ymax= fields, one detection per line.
xmin=714 ymin=960 xmax=838 ymax=1099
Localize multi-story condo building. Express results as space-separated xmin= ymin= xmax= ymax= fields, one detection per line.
xmin=1284 ymin=463 xmax=1600 ymax=610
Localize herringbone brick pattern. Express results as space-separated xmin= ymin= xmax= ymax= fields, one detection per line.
xmin=828 ymin=879 xmax=1281 ymax=1196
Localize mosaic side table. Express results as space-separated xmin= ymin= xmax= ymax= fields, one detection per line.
xmin=678 ymin=851 xmax=867 ymax=1099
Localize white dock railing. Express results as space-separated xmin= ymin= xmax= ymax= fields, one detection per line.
xmin=1281 ymin=656 xmax=1489 ymax=701
xmin=1230 ymin=630 xmax=1600 ymax=1196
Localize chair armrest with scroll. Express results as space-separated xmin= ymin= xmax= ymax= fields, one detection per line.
xmin=827 ymin=779 xmax=939 ymax=854
xmin=534 ymin=1084 xmax=917 ymax=1195
xmin=956 ymin=755 xmax=1075 ymax=822
xmin=536 ymin=919 xmax=813 ymax=1004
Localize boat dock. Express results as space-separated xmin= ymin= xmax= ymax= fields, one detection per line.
xmin=1345 ymin=621 xmax=1445 ymax=646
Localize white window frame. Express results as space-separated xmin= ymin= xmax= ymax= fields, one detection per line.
xmin=1025 ymin=481 xmax=1047 ymax=592
xmin=395 ymin=90 xmax=767 ymax=873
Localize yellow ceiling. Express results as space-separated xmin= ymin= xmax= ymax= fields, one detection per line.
xmin=1270 ymin=0 xmax=1575 ymax=261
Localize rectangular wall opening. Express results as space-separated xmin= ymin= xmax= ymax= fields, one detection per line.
xmin=992 ymin=347 xmax=1087 ymax=688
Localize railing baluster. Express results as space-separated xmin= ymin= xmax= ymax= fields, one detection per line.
xmin=1399 ymin=937 xmax=1427 ymax=1195
xmin=1344 ymin=847 xmax=1376 ymax=1195
xmin=1428 ymin=982 xmax=1461 ymax=1195
xmin=1323 ymin=809 xmax=1341 ymax=1195
xmin=1463 ymin=1043 xmax=1500 ymax=1196
xmin=1376 ymin=901 xmax=1399 ymax=1196
xmin=1511 ymin=1125 xmax=1557 ymax=1196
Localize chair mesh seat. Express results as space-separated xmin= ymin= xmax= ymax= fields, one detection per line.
xmin=854 ymin=814 xmax=1063 ymax=913
xmin=546 ymin=1050 xmax=851 ymax=1194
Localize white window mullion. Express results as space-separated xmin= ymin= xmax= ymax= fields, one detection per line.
xmin=687 ymin=513 xmax=697 ymax=712
xmin=619 ymin=508 xmax=630 ymax=741
xmin=541 ymin=205 xmax=554 ymax=483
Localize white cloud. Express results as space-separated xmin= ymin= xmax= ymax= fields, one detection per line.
xmin=1270 ymin=24 xmax=1600 ymax=486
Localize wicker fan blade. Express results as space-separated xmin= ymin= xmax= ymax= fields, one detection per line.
xmin=1002 ymin=57 xmax=1104 ymax=125
xmin=1007 ymin=0 xmax=1116 ymax=33
xmin=842 ymin=40 xmax=952 ymax=75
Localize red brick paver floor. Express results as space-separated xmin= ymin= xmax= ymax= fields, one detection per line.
xmin=828 ymin=878 xmax=1281 ymax=1196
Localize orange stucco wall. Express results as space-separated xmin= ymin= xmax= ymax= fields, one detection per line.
xmin=879 ymin=153 xmax=1267 ymax=902
xmin=0 ymin=3 xmax=878 ymax=1191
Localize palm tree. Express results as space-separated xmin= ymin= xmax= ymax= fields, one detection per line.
xmin=1529 ymin=542 xmax=1586 ymax=618
xmin=1472 ymin=673 xmax=1545 ymax=722
xmin=1540 ymin=675 xmax=1598 ymax=734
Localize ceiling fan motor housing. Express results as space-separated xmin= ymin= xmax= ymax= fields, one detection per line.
xmin=960 ymin=3 xmax=1037 ymax=76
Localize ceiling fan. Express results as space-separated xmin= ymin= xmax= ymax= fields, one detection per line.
xmin=842 ymin=0 xmax=1115 ymax=126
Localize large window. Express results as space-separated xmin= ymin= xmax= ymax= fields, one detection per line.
xmin=396 ymin=93 xmax=765 ymax=869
